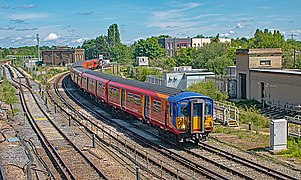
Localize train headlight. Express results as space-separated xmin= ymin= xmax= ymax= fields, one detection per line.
xmin=205 ymin=116 xmax=214 ymax=131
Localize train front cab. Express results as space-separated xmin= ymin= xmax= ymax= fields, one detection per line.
xmin=170 ymin=93 xmax=214 ymax=142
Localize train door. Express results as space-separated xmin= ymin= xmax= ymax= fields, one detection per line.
xmin=144 ymin=96 xmax=150 ymax=122
xmin=190 ymin=99 xmax=205 ymax=134
xmin=121 ymin=89 xmax=126 ymax=110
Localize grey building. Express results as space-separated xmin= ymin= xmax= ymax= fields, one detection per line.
xmin=147 ymin=71 xmax=214 ymax=90
xmin=158 ymin=38 xmax=191 ymax=57
xmin=236 ymin=48 xmax=301 ymax=106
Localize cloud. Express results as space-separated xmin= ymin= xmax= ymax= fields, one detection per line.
xmin=258 ymin=6 xmax=271 ymax=10
xmin=229 ymin=30 xmax=235 ymax=34
xmin=147 ymin=2 xmax=204 ymax=29
xmin=45 ymin=33 xmax=60 ymax=41
xmin=17 ymin=4 xmax=36 ymax=9
xmin=0 ymin=36 xmax=5 ymax=40
xmin=25 ymin=35 xmax=33 ymax=38
xmin=9 ymin=13 xmax=48 ymax=20
xmin=10 ymin=19 xmax=25 ymax=24
xmin=15 ymin=27 xmax=38 ymax=31
xmin=177 ymin=31 xmax=190 ymax=36
xmin=73 ymin=38 xmax=87 ymax=43
xmin=15 ymin=37 xmax=22 ymax=40
xmin=75 ymin=11 xmax=94 ymax=16
xmin=0 ymin=26 xmax=16 ymax=31
xmin=236 ymin=23 xmax=243 ymax=29
xmin=1 ymin=5 xmax=11 ymax=9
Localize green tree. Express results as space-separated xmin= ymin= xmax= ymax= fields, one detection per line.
xmin=207 ymin=55 xmax=234 ymax=75
xmin=193 ymin=42 xmax=232 ymax=73
xmin=107 ymin=23 xmax=121 ymax=47
xmin=82 ymin=39 xmax=98 ymax=59
xmin=135 ymin=66 xmax=161 ymax=82
xmin=188 ymin=80 xmax=228 ymax=101
xmin=176 ymin=48 xmax=198 ymax=66
xmin=132 ymin=36 xmax=166 ymax=59
xmin=109 ymin=43 xmax=132 ymax=63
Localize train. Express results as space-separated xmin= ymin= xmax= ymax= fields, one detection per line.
xmin=70 ymin=59 xmax=214 ymax=143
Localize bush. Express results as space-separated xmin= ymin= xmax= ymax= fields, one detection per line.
xmin=279 ymin=137 xmax=301 ymax=158
xmin=239 ymin=106 xmax=270 ymax=128
xmin=188 ymin=81 xmax=228 ymax=101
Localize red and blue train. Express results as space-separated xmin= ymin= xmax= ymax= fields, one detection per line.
xmin=70 ymin=59 xmax=214 ymax=142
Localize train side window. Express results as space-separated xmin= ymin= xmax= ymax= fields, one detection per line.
xmin=98 ymin=83 xmax=105 ymax=92
xmin=127 ymin=92 xmax=134 ymax=102
xmin=152 ymin=100 xmax=162 ymax=113
xmin=134 ymin=95 xmax=141 ymax=105
xmin=109 ymin=87 xmax=113 ymax=95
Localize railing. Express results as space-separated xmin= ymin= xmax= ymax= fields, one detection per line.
xmin=285 ymin=115 xmax=301 ymax=138
xmin=214 ymin=101 xmax=240 ymax=126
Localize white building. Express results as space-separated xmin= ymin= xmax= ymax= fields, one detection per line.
xmin=136 ymin=56 xmax=149 ymax=66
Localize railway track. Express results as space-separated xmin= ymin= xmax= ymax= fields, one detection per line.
xmin=48 ymin=73 xmax=230 ymax=179
xmin=5 ymin=65 xmax=107 ymax=180
xmin=60 ymin=72 xmax=300 ymax=180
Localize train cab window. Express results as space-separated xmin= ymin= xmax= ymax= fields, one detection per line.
xmin=205 ymin=103 xmax=211 ymax=115
xmin=180 ymin=105 xmax=188 ymax=117
xmin=193 ymin=103 xmax=201 ymax=116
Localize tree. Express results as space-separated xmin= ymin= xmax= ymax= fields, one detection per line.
xmin=207 ymin=55 xmax=234 ymax=75
xmin=107 ymin=24 xmax=121 ymax=47
xmin=132 ymin=36 xmax=166 ymax=59
xmin=109 ymin=43 xmax=132 ymax=63
xmin=176 ymin=48 xmax=198 ymax=66
xmin=82 ymin=39 xmax=98 ymax=59
xmin=188 ymin=80 xmax=228 ymax=101
xmin=192 ymin=42 xmax=231 ymax=71
xmin=135 ymin=66 xmax=161 ymax=82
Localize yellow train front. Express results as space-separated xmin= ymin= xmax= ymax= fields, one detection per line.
xmin=168 ymin=92 xmax=214 ymax=143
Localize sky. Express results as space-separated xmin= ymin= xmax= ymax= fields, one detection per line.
xmin=0 ymin=0 xmax=301 ymax=47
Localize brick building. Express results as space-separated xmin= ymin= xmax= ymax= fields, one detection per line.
xmin=42 ymin=46 xmax=85 ymax=65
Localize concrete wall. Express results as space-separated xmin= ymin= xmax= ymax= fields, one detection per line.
xmin=250 ymin=70 xmax=301 ymax=105
xmin=249 ymin=55 xmax=282 ymax=69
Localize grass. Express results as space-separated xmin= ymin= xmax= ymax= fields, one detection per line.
xmin=213 ymin=126 xmax=269 ymax=140
xmin=278 ymin=137 xmax=301 ymax=159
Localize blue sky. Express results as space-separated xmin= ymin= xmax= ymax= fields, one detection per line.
xmin=0 ymin=0 xmax=300 ymax=47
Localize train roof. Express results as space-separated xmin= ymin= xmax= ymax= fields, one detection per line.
xmin=168 ymin=92 xmax=213 ymax=102
xmin=110 ymin=76 xmax=183 ymax=96
xmin=73 ymin=64 xmax=183 ymax=96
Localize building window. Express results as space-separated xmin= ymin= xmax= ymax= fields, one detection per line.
xmin=260 ymin=60 xmax=271 ymax=66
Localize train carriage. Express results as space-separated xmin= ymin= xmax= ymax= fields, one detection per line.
xmin=70 ymin=60 xmax=214 ymax=142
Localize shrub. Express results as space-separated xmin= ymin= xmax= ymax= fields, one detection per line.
xmin=279 ymin=137 xmax=301 ymax=158
xmin=240 ymin=106 xmax=270 ymax=128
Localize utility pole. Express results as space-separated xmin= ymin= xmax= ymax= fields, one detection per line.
xmin=36 ymin=34 xmax=40 ymax=73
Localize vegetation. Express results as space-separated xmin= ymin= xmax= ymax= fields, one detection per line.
xmin=0 ymin=79 xmax=19 ymax=117
xmin=278 ymin=137 xmax=301 ymax=159
xmin=187 ymin=81 xmax=228 ymax=101
xmin=239 ymin=106 xmax=270 ymax=128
